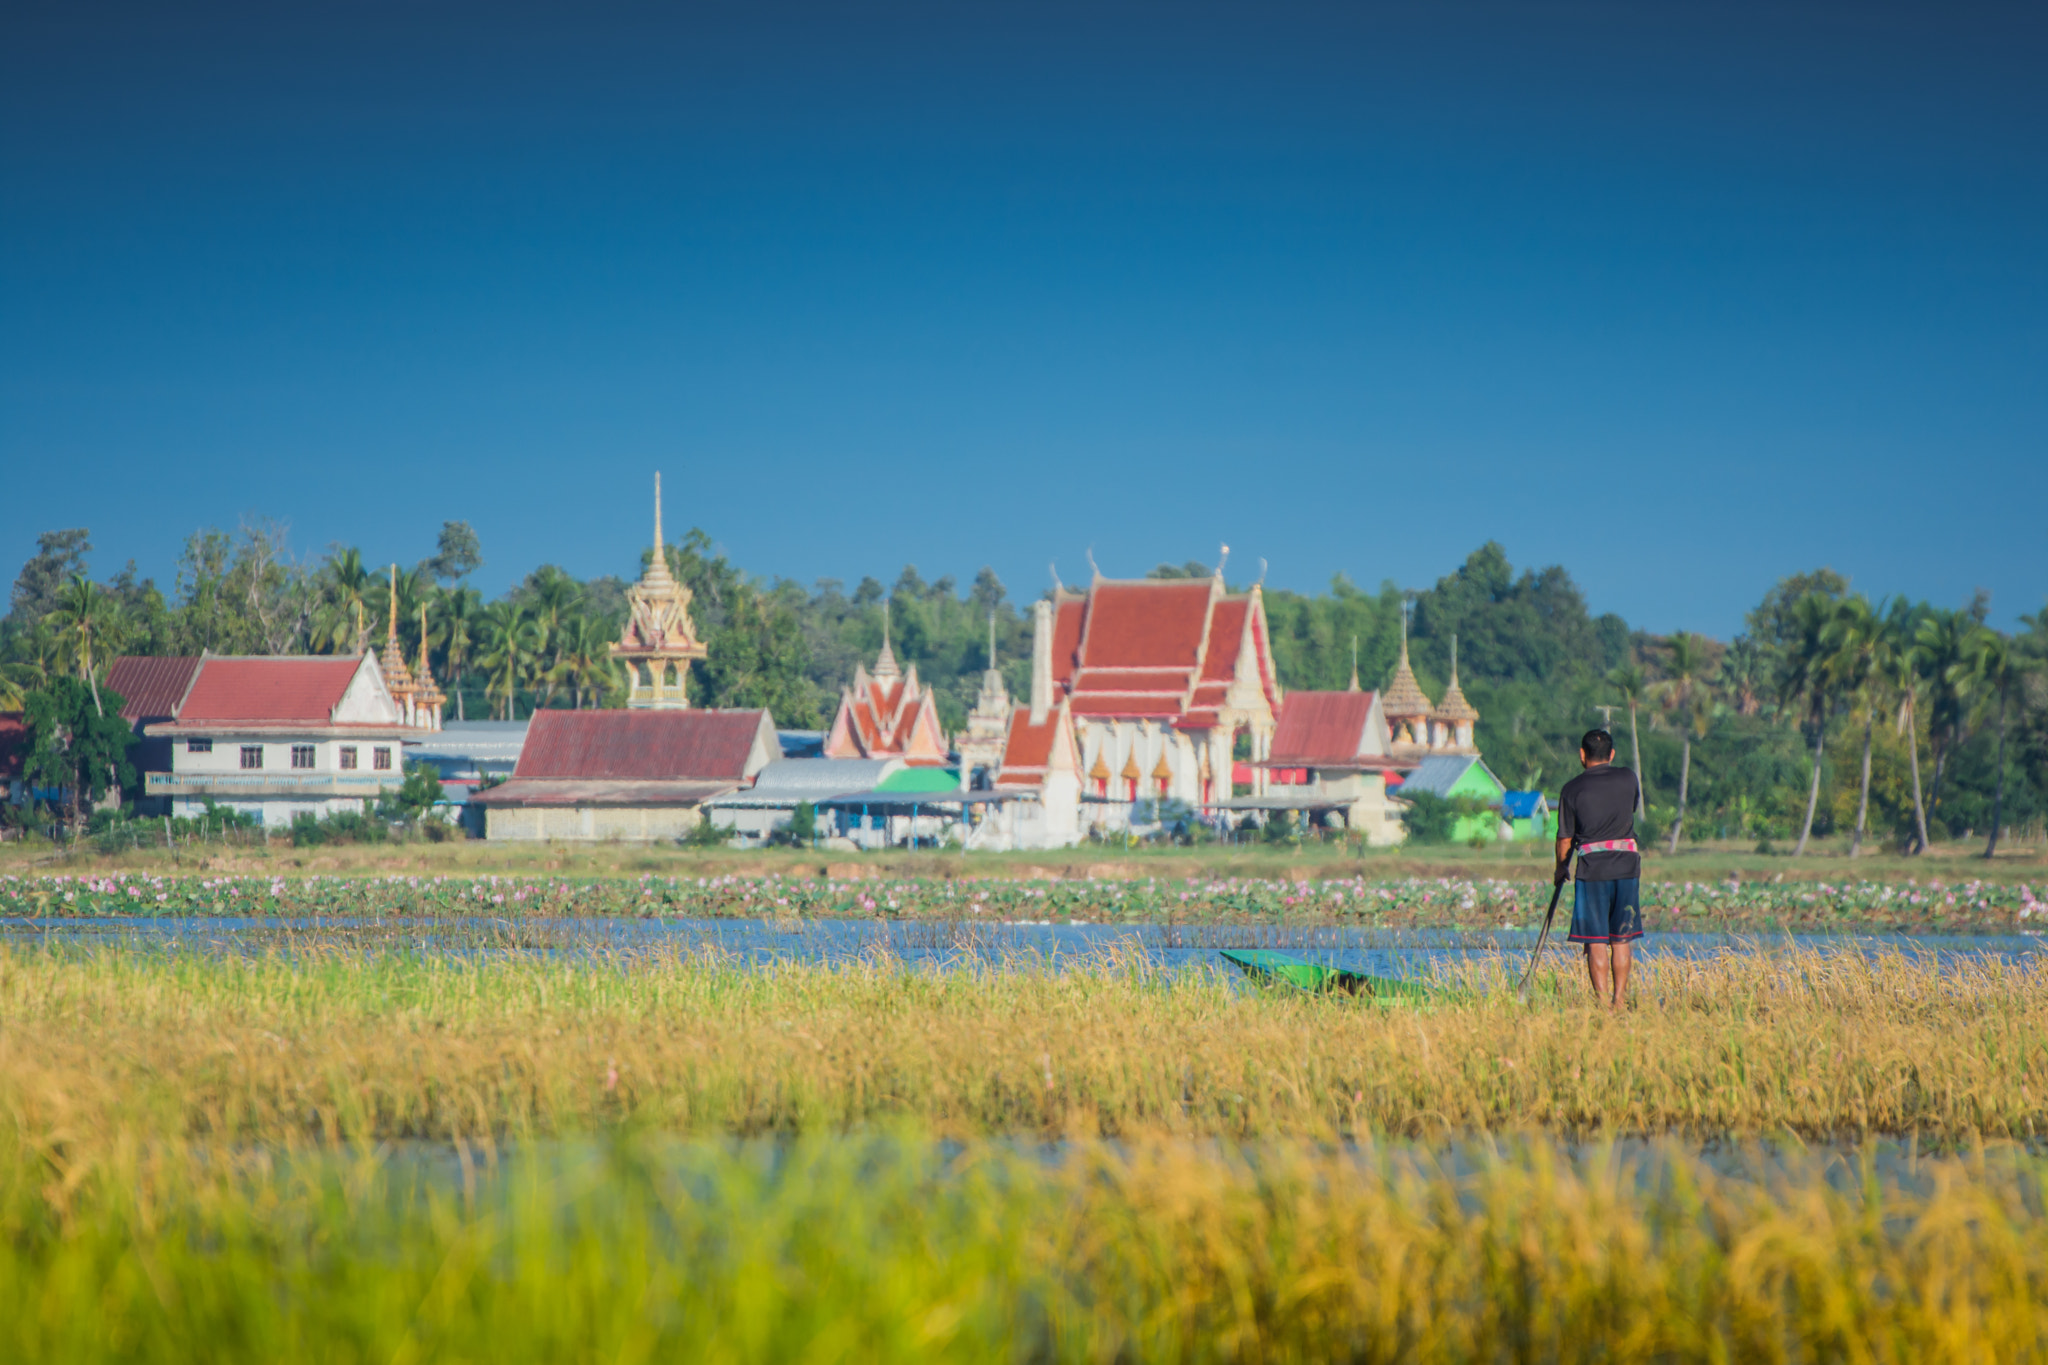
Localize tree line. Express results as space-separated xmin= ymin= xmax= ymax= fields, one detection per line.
xmin=4 ymin=522 xmax=2043 ymax=854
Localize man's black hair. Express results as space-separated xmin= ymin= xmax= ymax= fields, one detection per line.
xmin=1581 ymin=729 xmax=1615 ymax=761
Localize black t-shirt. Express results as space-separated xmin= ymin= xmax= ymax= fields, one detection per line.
xmin=1558 ymin=763 xmax=1641 ymax=881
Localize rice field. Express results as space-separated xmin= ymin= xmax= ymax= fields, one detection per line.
xmin=4 ymin=1128 xmax=2043 ymax=1363
xmin=5 ymin=935 xmax=2044 ymax=1359
xmin=4 ymin=941 xmax=2043 ymax=1145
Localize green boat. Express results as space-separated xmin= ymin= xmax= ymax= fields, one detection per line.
xmin=1219 ymin=949 xmax=1439 ymax=1005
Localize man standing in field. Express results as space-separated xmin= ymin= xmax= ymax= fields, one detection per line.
xmin=1555 ymin=728 xmax=1643 ymax=1008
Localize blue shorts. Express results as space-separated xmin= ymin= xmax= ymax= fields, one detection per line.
xmin=1568 ymin=877 xmax=1643 ymax=945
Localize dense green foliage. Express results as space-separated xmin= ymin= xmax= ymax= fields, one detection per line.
xmin=4 ymin=522 xmax=2042 ymax=850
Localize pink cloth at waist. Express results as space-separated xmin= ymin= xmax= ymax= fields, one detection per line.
xmin=1578 ymin=838 xmax=1638 ymax=854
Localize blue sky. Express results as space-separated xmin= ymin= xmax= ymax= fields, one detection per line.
xmin=4 ymin=0 xmax=2044 ymax=637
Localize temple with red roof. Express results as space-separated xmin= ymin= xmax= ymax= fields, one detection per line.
xmin=1003 ymin=557 xmax=1282 ymax=834
xmin=822 ymin=611 xmax=950 ymax=766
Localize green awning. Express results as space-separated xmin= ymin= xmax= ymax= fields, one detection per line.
xmin=872 ymin=767 xmax=963 ymax=794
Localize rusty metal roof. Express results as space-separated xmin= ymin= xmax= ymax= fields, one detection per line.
xmin=106 ymin=656 xmax=203 ymax=726
xmin=514 ymin=708 xmax=771 ymax=782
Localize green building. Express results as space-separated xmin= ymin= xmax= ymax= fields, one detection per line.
xmin=1390 ymin=754 xmax=1510 ymax=843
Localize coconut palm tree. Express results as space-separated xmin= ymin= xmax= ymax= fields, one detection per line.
xmin=549 ymin=614 xmax=619 ymax=709
xmin=309 ymin=547 xmax=376 ymax=655
xmin=1822 ymin=595 xmax=1886 ymax=858
xmin=1602 ymin=662 xmax=1649 ymax=817
xmin=476 ymin=602 xmax=542 ymax=721
xmin=1779 ymin=592 xmax=1837 ymax=856
xmin=43 ymin=574 xmax=125 ymax=716
xmin=1652 ymin=632 xmax=1715 ymax=854
xmin=1880 ymin=603 xmax=1933 ymax=855
xmin=433 ymin=586 xmax=482 ymax=721
xmin=1914 ymin=608 xmax=1975 ymax=828
xmin=523 ymin=567 xmax=584 ymax=706
xmin=1957 ymin=628 xmax=2026 ymax=860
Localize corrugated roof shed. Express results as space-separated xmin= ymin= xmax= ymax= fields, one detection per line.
xmin=1268 ymin=691 xmax=1378 ymax=767
xmin=105 ymin=656 xmax=202 ymax=727
xmin=1393 ymin=754 xmax=1506 ymax=800
xmin=515 ymin=709 xmax=772 ymax=782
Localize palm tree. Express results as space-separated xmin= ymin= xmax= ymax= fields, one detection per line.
xmin=434 ymin=586 xmax=482 ymax=721
xmin=310 ymin=548 xmax=376 ymax=654
xmin=1957 ymin=628 xmax=2024 ymax=860
xmin=1914 ymin=609 xmax=1974 ymax=829
xmin=549 ymin=614 xmax=618 ymax=709
xmin=44 ymin=574 xmax=125 ymax=716
xmin=1603 ymin=662 xmax=1649 ymax=817
xmin=1779 ymin=593 xmax=1837 ymax=856
xmin=524 ymin=567 xmax=584 ymax=706
xmin=1652 ymin=632 xmax=1715 ymax=854
xmin=476 ymin=602 xmax=542 ymax=721
xmin=1822 ymin=595 xmax=1885 ymax=858
xmin=1881 ymin=603 xmax=1932 ymax=855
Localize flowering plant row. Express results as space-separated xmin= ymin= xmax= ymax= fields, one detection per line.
xmin=1 ymin=872 xmax=2040 ymax=931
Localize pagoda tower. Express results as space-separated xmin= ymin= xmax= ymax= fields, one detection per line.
xmin=823 ymin=605 xmax=951 ymax=765
xmin=379 ymin=565 xmax=419 ymax=726
xmin=1381 ymin=610 xmax=1433 ymax=760
xmin=955 ymin=614 xmax=1012 ymax=790
xmin=412 ymin=602 xmax=445 ymax=733
xmin=609 ymin=472 xmax=708 ymax=709
xmin=1430 ymin=633 xmax=1479 ymax=754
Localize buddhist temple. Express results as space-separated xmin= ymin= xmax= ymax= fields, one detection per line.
xmin=822 ymin=607 xmax=951 ymax=765
xmin=412 ymin=603 xmax=446 ymax=733
xmin=954 ymin=615 xmax=1012 ymax=790
xmin=1005 ymin=558 xmax=1283 ymax=832
xmin=1430 ymin=634 xmax=1479 ymax=754
xmin=609 ymin=472 xmax=708 ymax=709
xmin=982 ymin=694 xmax=1082 ymax=849
xmin=1380 ymin=611 xmax=1434 ymax=762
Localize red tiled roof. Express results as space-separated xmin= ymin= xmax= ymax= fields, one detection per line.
xmin=1051 ymin=599 xmax=1086 ymax=689
xmin=1076 ymin=581 xmax=1211 ymax=669
xmin=1070 ymin=668 xmax=1188 ymax=694
xmin=999 ymin=708 xmax=1058 ymax=774
xmin=516 ymin=709 xmax=770 ymax=782
xmin=1269 ymin=691 xmax=1379 ymax=767
xmin=1199 ymin=599 xmax=1248 ymax=682
xmin=106 ymin=656 xmax=202 ymax=726
xmin=0 ymin=713 xmax=26 ymax=781
xmin=176 ymin=657 xmax=364 ymax=724
xmin=471 ymin=777 xmax=739 ymax=806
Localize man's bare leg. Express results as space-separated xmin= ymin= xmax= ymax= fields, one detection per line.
xmin=1609 ymin=941 xmax=1633 ymax=1010
xmin=1584 ymin=944 xmax=1612 ymax=1002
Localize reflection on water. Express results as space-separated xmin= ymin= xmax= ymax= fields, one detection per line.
xmin=2 ymin=913 xmax=2042 ymax=980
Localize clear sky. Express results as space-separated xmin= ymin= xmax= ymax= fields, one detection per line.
xmin=4 ymin=0 xmax=2043 ymax=638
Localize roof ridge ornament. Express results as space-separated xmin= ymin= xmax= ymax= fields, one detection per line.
xmin=1216 ymin=544 xmax=1230 ymax=579
xmin=1348 ymin=635 xmax=1360 ymax=693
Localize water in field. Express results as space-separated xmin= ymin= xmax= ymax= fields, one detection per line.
xmin=2 ymin=912 xmax=2042 ymax=980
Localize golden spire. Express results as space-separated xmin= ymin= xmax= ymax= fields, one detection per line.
xmin=872 ymin=601 xmax=901 ymax=680
xmin=380 ymin=564 xmax=414 ymax=696
xmin=1381 ymin=606 xmax=1430 ymax=720
xmin=610 ymin=470 xmax=706 ymax=708
xmin=1435 ymin=632 xmax=1479 ymax=723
